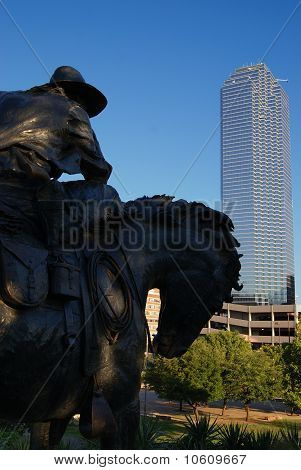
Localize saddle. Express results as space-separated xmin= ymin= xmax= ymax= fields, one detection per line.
xmin=0 ymin=238 xmax=48 ymax=308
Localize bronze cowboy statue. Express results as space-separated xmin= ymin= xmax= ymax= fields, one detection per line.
xmin=0 ymin=67 xmax=242 ymax=449
xmin=0 ymin=65 xmax=120 ymax=315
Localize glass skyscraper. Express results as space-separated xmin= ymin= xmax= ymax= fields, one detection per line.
xmin=221 ymin=63 xmax=295 ymax=305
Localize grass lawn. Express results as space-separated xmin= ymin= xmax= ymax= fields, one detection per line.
xmin=64 ymin=415 xmax=301 ymax=447
xmin=247 ymin=418 xmax=301 ymax=433
xmin=64 ymin=415 xmax=301 ymax=443
xmin=1 ymin=414 xmax=300 ymax=449
xmin=152 ymin=418 xmax=185 ymax=441
xmin=147 ymin=415 xmax=301 ymax=440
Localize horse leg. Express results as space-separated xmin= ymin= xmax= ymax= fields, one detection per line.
xmin=29 ymin=422 xmax=51 ymax=449
xmin=49 ymin=417 xmax=72 ymax=449
xmin=99 ymin=427 xmax=119 ymax=450
xmin=106 ymin=398 xmax=140 ymax=450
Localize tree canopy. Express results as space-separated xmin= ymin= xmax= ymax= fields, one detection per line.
xmin=281 ymin=323 xmax=301 ymax=414
xmin=204 ymin=331 xmax=251 ymax=413
xmin=144 ymin=330 xmax=285 ymax=421
xmin=144 ymin=337 xmax=223 ymax=417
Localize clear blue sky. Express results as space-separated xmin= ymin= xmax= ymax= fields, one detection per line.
xmin=1 ymin=0 xmax=300 ymax=300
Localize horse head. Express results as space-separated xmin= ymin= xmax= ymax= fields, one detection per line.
xmin=153 ymin=247 xmax=241 ymax=357
xmin=121 ymin=196 xmax=242 ymax=358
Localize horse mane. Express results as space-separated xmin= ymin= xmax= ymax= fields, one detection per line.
xmin=123 ymin=195 xmax=242 ymax=296
xmin=123 ymin=195 xmax=239 ymax=250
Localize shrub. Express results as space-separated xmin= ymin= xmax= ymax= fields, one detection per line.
xmin=246 ymin=430 xmax=280 ymax=450
xmin=217 ymin=423 xmax=250 ymax=450
xmin=178 ymin=415 xmax=220 ymax=450
xmin=0 ymin=422 xmax=29 ymax=450
xmin=135 ymin=417 xmax=164 ymax=450
xmin=280 ymin=423 xmax=301 ymax=450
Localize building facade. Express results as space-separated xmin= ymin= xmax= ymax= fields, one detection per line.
xmin=145 ymin=288 xmax=161 ymax=339
xmin=221 ymin=63 xmax=295 ymax=305
xmin=202 ymin=303 xmax=299 ymax=348
xmin=145 ymin=289 xmax=300 ymax=348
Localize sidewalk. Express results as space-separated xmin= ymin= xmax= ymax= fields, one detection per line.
xmin=140 ymin=388 xmax=301 ymax=425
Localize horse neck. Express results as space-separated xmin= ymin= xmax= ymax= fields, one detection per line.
xmin=125 ymin=247 xmax=171 ymax=309
xmin=120 ymin=221 xmax=180 ymax=306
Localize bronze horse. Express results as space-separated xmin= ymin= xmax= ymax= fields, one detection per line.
xmin=0 ymin=191 xmax=241 ymax=449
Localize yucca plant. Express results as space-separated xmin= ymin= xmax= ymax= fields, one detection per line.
xmin=218 ymin=423 xmax=250 ymax=450
xmin=178 ymin=414 xmax=220 ymax=450
xmin=246 ymin=430 xmax=280 ymax=450
xmin=0 ymin=423 xmax=29 ymax=450
xmin=280 ymin=423 xmax=301 ymax=450
xmin=136 ymin=416 xmax=164 ymax=450
xmin=0 ymin=424 xmax=9 ymax=450
xmin=10 ymin=434 xmax=30 ymax=450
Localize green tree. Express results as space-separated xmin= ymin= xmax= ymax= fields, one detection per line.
xmin=260 ymin=343 xmax=284 ymax=365
xmin=144 ymin=337 xmax=223 ymax=419
xmin=204 ymin=331 xmax=252 ymax=415
xmin=228 ymin=349 xmax=283 ymax=421
xmin=281 ymin=323 xmax=301 ymax=414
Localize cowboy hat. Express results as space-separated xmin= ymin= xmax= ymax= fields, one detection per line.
xmin=46 ymin=66 xmax=107 ymax=117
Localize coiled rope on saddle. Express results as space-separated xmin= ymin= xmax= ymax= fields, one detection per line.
xmin=117 ymin=240 xmax=154 ymax=354
xmin=87 ymin=251 xmax=133 ymax=344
